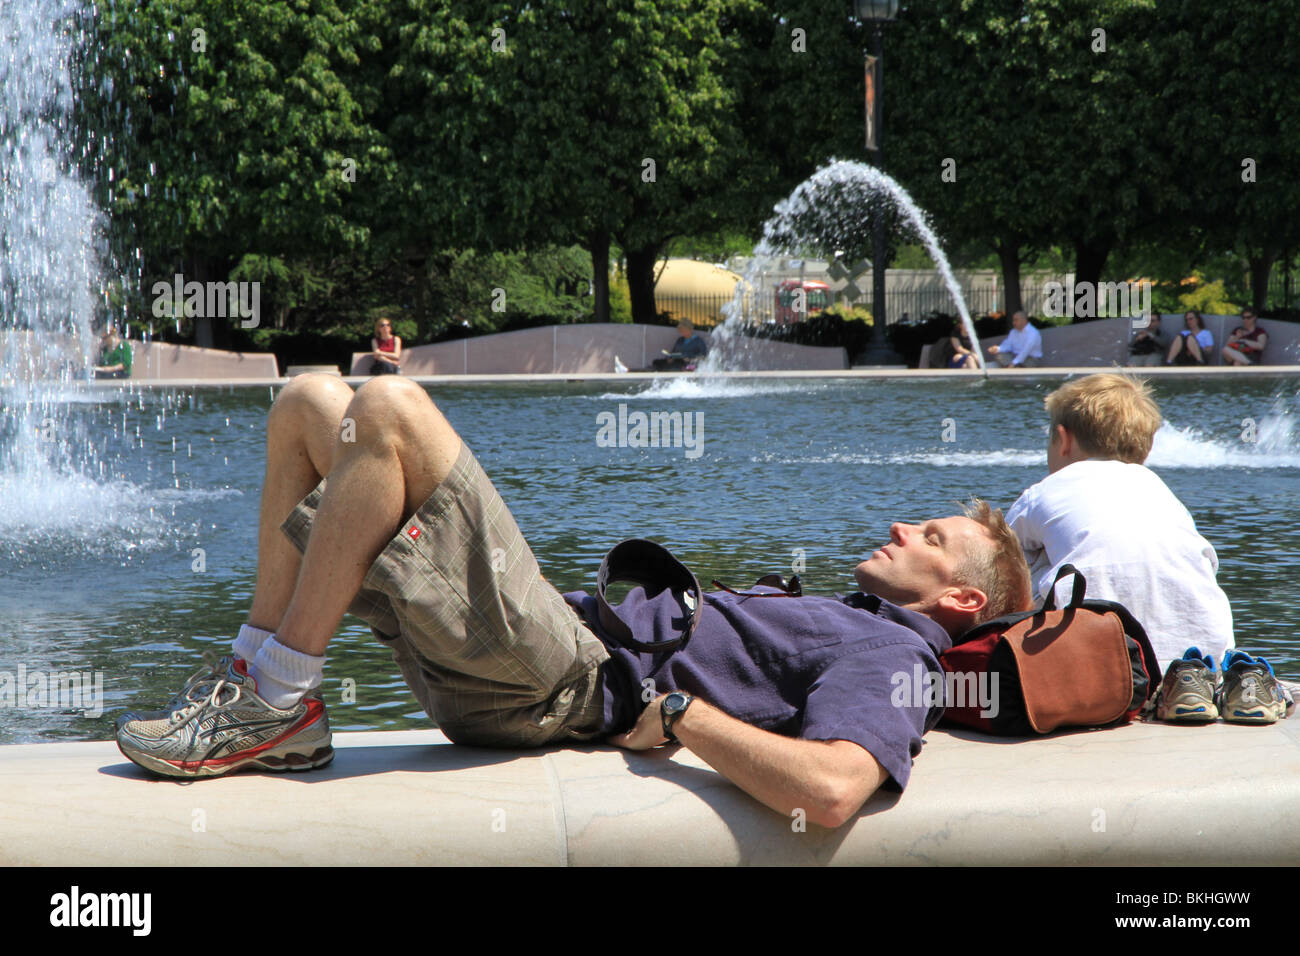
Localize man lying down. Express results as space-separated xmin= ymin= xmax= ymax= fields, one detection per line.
xmin=116 ymin=375 xmax=1032 ymax=829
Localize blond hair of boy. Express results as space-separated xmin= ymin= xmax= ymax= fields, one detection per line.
xmin=1044 ymin=373 xmax=1161 ymax=471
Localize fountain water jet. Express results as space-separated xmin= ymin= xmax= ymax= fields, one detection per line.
xmin=702 ymin=159 xmax=986 ymax=374
xmin=0 ymin=0 xmax=141 ymax=555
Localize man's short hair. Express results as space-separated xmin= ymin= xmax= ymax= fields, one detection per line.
xmin=956 ymin=498 xmax=1033 ymax=625
xmin=1044 ymin=373 xmax=1161 ymax=464
xmin=677 ymin=318 xmax=694 ymax=330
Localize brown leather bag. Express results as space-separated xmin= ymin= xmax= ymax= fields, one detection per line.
xmin=940 ymin=565 xmax=1163 ymax=735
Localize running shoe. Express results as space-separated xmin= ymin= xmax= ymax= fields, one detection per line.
xmin=114 ymin=653 xmax=235 ymax=733
xmin=1219 ymin=650 xmax=1287 ymax=724
xmin=1156 ymin=647 xmax=1219 ymax=723
xmin=116 ymin=658 xmax=333 ymax=778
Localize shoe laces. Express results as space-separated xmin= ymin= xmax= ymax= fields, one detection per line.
xmin=164 ymin=652 xmax=228 ymax=703
xmin=169 ymin=667 xmax=243 ymax=725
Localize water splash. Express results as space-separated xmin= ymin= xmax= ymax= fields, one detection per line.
xmin=0 ymin=0 xmax=104 ymax=366
xmin=601 ymin=377 xmax=824 ymax=401
xmin=0 ymin=1 xmax=159 ymax=555
xmin=701 ymin=159 xmax=984 ymax=372
xmin=752 ymin=449 xmax=1046 ymax=468
xmin=1149 ymin=410 xmax=1300 ymax=470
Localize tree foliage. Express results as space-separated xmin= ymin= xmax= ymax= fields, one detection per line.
xmin=77 ymin=0 xmax=1300 ymax=349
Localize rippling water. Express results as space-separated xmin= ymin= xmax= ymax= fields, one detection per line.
xmin=2 ymin=375 xmax=1297 ymax=743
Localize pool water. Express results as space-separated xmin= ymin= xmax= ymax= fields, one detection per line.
xmin=2 ymin=375 xmax=1297 ymax=743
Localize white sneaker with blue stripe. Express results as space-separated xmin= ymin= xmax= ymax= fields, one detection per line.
xmin=1156 ymin=647 xmax=1219 ymax=723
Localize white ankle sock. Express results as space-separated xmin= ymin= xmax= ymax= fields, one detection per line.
xmin=232 ymin=623 xmax=275 ymax=662
xmin=248 ymin=637 xmax=325 ymax=710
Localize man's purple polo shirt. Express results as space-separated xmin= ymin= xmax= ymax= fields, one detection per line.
xmin=562 ymin=586 xmax=952 ymax=790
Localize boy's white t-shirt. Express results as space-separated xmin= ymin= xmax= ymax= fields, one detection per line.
xmin=1005 ymin=459 xmax=1235 ymax=670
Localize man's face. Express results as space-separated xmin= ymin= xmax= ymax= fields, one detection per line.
xmin=1011 ymin=312 xmax=1028 ymax=330
xmin=854 ymin=516 xmax=987 ymax=607
xmin=678 ymin=323 xmax=691 ymax=336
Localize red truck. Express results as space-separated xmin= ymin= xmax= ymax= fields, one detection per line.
xmin=773 ymin=279 xmax=831 ymax=324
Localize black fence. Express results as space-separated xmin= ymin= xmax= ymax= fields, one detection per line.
xmin=653 ymin=287 xmax=1009 ymax=329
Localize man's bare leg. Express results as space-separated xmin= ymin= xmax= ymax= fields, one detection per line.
xmin=245 ymin=373 xmax=355 ymax=633
xmin=273 ymin=376 xmax=463 ymax=658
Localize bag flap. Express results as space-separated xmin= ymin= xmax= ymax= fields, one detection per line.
xmin=1002 ymin=607 xmax=1134 ymax=733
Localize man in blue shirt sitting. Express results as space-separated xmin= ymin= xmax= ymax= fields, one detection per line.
xmin=987 ymin=310 xmax=1044 ymax=367
xmin=652 ymin=318 xmax=709 ymax=370
xmin=117 ymin=374 xmax=1033 ymax=828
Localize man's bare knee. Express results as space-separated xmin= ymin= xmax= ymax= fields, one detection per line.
xmin=347 ymin=376 xmax=447 ymax=445
xmin=268 ymin=373 xmax=355 ymax=475
xmin=344 ymin=376 xmax=462 ymax=510
xmin=271 ymin=373 xmax=354 ymax=423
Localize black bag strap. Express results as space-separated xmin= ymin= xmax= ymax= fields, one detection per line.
xmin=950 ymin=563 xmax=1085 ymax=646
xmin=1041 ymin=563 xmax=1087 ymax=611
xmin=947 ymin=562 xmax=1164 ymax=692
xmin=595 ymin=538 xmax=704 ymax=654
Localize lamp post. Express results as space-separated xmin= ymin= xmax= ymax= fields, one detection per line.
xmin=854 ymin=0 xmax=901 ymax=365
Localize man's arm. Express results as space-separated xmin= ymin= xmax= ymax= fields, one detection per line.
xmin=608 ymin=695 xmax=888 ymax=828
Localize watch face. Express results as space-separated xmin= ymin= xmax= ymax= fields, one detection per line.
xmin=664 ymin=692 xmax=687 ymax=713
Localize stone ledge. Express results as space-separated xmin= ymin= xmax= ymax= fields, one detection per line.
xmin=2 ymin=719 xmax=1295 ymax=865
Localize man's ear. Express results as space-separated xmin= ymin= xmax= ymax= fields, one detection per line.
xmin=939 ymin=585 xmax=988 ymax=618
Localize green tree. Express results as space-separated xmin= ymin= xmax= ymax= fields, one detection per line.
xmin=1158 ymin=0 xmax=1300 ymax=310
xmin=84 ymin=0 xmax=383 ymax=344
xmin=887 ymin=0 xmax=1170 ymax=319
xmin=507 ymin=0 xmax=766 ymax=324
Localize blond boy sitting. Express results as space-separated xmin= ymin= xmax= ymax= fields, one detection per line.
xmin=1004 ymin=374 xmax=1234 ymax=671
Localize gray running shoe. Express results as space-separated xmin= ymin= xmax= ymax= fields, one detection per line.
xmin=1219 ymin=650 xmax=1286 ymax=725
xmin=114 ymin=653 xmax=235 ymax=733
xmin=116 ymin=658 xmax=333 ymax=778
xmin=1156 ymin=647 xmax=1219 ymax=723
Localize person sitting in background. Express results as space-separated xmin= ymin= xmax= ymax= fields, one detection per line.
xmin=1222 ymin=308 xmax=1267 ymax=366
xmin=1126 ymin=312 xmax=1168 ymax=367
xmin=652 ymin=318 xmax=708 ymax=371
xmin=369 ymin=318 xmax=402 ymax=375
xmin=986 ymin=311 xmax=1042 ymax=368
xmin=93 ymin=327 xmax=132 ymax=379
xmin=947 ymin=321 xmax=978 ymax=369
xmin=1166 ymin=311 xmax=1212 ymax=365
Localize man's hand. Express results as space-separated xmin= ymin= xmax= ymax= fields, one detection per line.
xmin=606 ymin=694 xmax=888 ymax=827
xmin=987 ymin=345 xmax=1001 ymax=355
xmin=606 ymin=695 xmax=670 ymax=750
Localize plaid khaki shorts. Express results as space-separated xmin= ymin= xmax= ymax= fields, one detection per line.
xmin=280 ymin=441 xmax=611 ymax=747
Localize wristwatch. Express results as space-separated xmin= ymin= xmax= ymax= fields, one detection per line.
xmin=661 ymin=692 xmax=694 ymax=742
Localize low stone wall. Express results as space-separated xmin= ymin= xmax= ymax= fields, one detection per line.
xmin=350 ymin=323 xmax=848 ymax=375
xmin=131 ymin=341 xmax=280 ymax=380
xmin=978 ymin=315 xmax=1300 ymax=367
xmin=0 ymin=331 xmax=280 ymax=380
